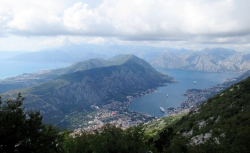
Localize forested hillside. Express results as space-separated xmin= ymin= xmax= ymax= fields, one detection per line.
xmin=1 ymin=75 xmax=250 ymax=153
xmin=162 ymin=76 xmax=250 ymax=152
xmin=57 ymin=75 xmax=250 ymax=152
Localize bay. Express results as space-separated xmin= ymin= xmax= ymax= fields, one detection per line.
xmin=0 ymin=60 xmax=241 ymax=117
xmin=128 ymin=68 xmax=239 ymax=117
xmin=0 ymin=59 xmax=71 ymax=80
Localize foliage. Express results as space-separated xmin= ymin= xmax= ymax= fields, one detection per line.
xmin=166 ymin=76 xmax=250 ymax=152
xmin=152 ymin=127 xmax=175 ymax=152
xmin=62 ymin=130 xmax=93 ymax=153
xmin=0 ymin=93 xmax=63 ymax=153
xmin=144 ymin=113 xmax=186 ymax=136
xmin=62 ymin=124 xmax=157 ymax=153
xmin=0 ymin=91 xmax=181 ymax=153
xmin=2 ymin=69 xmax=250 ymax=153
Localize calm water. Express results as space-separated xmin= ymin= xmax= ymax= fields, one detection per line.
xmin=0 ymin=60 xmax=71 ymax=79
xmin=128 ymin=68 xmax=239 ymax=117
xmin=0 ymin=60 xmax=240 ymax=117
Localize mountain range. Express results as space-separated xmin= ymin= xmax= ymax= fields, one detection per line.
xmin=2 ymin=46 xmax=250 ymax=151
xmin=2 ymin=55 xmax=173 ymax=127
xmin=0 ymin=57 xmax=114 ymax=93
xmin=0 ymin=54 xmax=174 ymax=93
xmin=5 ymin=46 xmax=250 ymax=73
xmin=6 ymin=44 xmax=179 ymax=62
xmin=151 ymin=48 xmax=250 ymax=73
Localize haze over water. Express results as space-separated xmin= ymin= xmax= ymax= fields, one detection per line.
xmin=0 ymin=59 xmax=240 ymax=118
xmin=128 ymin=68 xmax=239 ymax=117
xmin=0 ymin=60 xmax=71 ymax=80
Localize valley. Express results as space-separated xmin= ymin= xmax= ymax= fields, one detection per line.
xmin=129 ymin=68 xmax=239 ymax=117
xmin=1 ymin=51 xmax=250 ymax=152
xmin=1 ymin=50 xmax=250 ymax=131
xmin=54 ymin=88 xmax=158 ymax=130
xmin=1 ymin=1 xmax=250 ymax=151
xmin=1 ymin=54 xmax=174 ymax=129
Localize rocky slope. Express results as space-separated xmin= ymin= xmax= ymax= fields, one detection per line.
xmin=3 ymin=55 xmax=174 ymax=127
xmin=175 ymin=76 xmax=250 ymax=152
xmin=151 ymin=48 xmax=250 ymax=73
xmin=149 ymin=74 xmax=250 ymax=152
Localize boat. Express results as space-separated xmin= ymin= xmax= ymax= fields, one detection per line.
xmin=166 ymin=94 xmax=168 ymax=97
xmin=194 ymin=81 xmax=196 ymax=84
xmin=160 ymin=107 xmax=165 ymax=112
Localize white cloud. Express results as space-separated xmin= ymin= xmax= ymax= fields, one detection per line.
xmin=39 ymin=36 xmax=68 ymax=46
xmin=63 ymin=2 xmax=106 ymax=34
xmin=0 ymin=0 xmax=250 ymax=51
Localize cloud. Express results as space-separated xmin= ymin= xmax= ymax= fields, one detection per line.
xmin=0 ymin=0 xmax=250 ymax=51
xmin=4 ymin=1 xmax=65 ymax=36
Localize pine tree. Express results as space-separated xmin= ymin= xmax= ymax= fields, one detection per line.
xmin=0 ymin=93 xmax=63 ymax=153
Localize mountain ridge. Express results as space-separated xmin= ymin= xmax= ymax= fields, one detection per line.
xmin=2 ymin=55 xmax=174 ymax=128
xmin=0 ymin=54 xmax=153 ymax=93
xmin=143 ymin=73 xmax=250 ymax=152
xmin=151 ymin=48 xmax=250 ymax=73
xmin=168 ymin=75 xmax=250 ymax=152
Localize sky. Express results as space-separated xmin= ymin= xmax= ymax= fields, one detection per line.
xmin=1 ymin=0 xmax=250 ymax=52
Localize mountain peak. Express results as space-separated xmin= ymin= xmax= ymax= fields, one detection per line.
xmin=109 ymin=54 xmax=140 ymax=64
xmin=2 ymin=55 xmax=174 ymax=128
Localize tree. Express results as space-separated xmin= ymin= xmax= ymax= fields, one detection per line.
xmin=0 ymin=93 xmax=63 ymax=153
xmin=153 ymin=127 xmax=175 ymax=152
xmin=124 ymin=124 xmax=153 ymax=152
xmin=90 ymin=124 xmax=126 ymax=153
xmin=62 ymin=123 xmax=156 ymax=153
xmin=62 ymin=130 xmax=92 ymax=153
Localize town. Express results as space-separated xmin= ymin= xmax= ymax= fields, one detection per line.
xmin=57 ymin=88 xmax=159 ymax=133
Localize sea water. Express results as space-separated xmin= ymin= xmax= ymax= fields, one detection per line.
xmin=128 ymin=68 xmax=239 ymax=117
xmin=0 ymin=59 xmax=71 ymax=80
xmin=0 ymin=60 xmax=240 ymax=117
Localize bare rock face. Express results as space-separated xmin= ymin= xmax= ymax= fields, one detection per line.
xmin=151 ymin=48 xmax=250 ymax=73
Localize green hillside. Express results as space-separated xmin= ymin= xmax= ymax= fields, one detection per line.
xmin=0 ymin=58 xmax=108 ymax=93
xmin=1 ymin=61 xmax=250 ymax=152
xmin=42 ymin=74 xmax=250 ymax=152
xmin=3 ymin=55 xmax=173 ymax=129
xmin=152 ymin=76 xmax=250 ymax=152
xmin=0 ymin=54 xmax=145 ymax=93
xmin=144 ymin=112 xmax=187 ymax=137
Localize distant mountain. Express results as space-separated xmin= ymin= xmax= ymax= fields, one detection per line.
xmin=151 ymin=48 xmax=250 ymax=73
xmin=0 ymin=51 xmax=26 ymax=59
xmin=202 ymin=48 xmax=237 ymax=60
xmin=1 ymin=54 xmax=165 ymax=93
xmin=3 ymin=55 xmax=174 ymax=127
xmin=0 ymin=58 xmax=110 ymax=93
xmin=9 ymin=44 xmax=192 ymax=62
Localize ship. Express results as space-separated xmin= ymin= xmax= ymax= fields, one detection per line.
xmin=160 ymin=107 xmax=165 ymax=112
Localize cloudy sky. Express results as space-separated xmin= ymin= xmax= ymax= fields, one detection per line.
xmin=1 ymin=0 xmax=250 ymax=51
